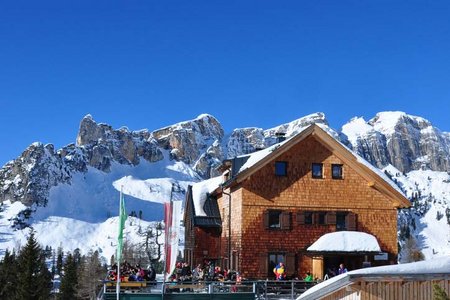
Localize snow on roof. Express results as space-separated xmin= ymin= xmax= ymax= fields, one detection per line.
xmin=237 ymin=124 xmax=406 ymax=198
xmin=192 ymin=175 xmax=223 ymax=216
xmin=298 ymin=256 xmax=450 ymax=300
xmin=351 ymin=255 xmax=450 ymax=275
xmin=307 ymin=231 xmax=381 ymax=252
xmin=236 ymin=127 xmax=308 ymax=174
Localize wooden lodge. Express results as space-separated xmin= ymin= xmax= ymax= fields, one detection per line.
xmin=183 ymin=124 xmax=411 ymax=281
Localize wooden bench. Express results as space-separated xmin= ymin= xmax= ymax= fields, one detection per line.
xmin=105 ymin=281 xmax=147 ymax=292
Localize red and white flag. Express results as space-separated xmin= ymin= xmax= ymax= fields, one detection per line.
xmin=165 ymin=200 xmax=182 ymax=279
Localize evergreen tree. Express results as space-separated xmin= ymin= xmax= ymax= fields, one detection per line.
xmin=56 ymin=247 xmax=63 ymax=275
xmin=0 ymin=249 xmax=18 ymax=299
xmin=51 ymin=249 xmax=56 ymax=277
xmin=73 ymin=248 xmax=82 ymax=267
xmin=59 ymin=253 xmax=78 ymax=300
xmin=16 ymin=230 xmax=52 ymax=300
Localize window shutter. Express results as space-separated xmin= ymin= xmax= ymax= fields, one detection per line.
xmin=312 ymin=212 xmax=319 ymax=225
xmin=263 ymin=210 xmax=269 ymax=229
xmin=285 ymin=253 xmax=296 ymax=277
xmin=258 ymin=253 xmax=267 ymax=276
xmin=281 ymin=211 xmax=291 ymax=230
xmin=297 ymin=212 xmax=305 ymax=225
xmin=326 ymin=212 xmax=336 ymax=225
xmin=346 ymin=212 xmax=357 ymax=230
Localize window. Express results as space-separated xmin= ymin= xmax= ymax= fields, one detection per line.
xmin=317 ymin=212 xmax=326 ymax=225
xmin=299 ymin=211 xmax=337 ymax=225
xmin=304 ymin=212 xmax=313 ymax=224
xmin=275 ymin=161 xmax=287 ymax=176
xmin=268 ymin=210 xmax=281 ymax=228
xmin=268 ymin=253 xmax=285 ymax=278
xmin=336 ymin=212 xmax=357 ymax=231
xmin=336 ymin=213 xmax=346 ymax=231
xmin=264 ymin=210 xmax=291 ymax=230
xmin=332 ymin=164 xmax=343 ymax=179
xmin=312 ymin=163 xmax=323 ymax=178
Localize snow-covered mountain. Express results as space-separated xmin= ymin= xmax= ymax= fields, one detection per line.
xmin=342 ymin=111 xmax=450 ymax=172
xmin=0 ymin=111 xmax=449 ymax=262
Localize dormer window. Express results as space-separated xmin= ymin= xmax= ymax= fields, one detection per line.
xmin=275 ymin=161 xmax=287 ymax=176
xmin=312 ymin=163 xmax=323 ymax=178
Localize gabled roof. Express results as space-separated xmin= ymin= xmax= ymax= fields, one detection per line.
xmin=222 ymin=124 xmax=410 ymax=208
xmin=185 ymin=185 xmax=221 ymax=227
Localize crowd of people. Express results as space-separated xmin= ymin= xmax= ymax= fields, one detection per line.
xmin=273 ymin=262 xmax=348 ymax=281
xmin=107 ymin=262 xmax=156 ymax=282
xmin=107 ymin=260 xmax=348 ymax=283
xmin=169 ymin=260 xmax=241 ymax=283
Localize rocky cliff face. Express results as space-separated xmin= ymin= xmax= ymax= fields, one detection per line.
xmin=226 ymin=112 xmax=329 ymax=158
xmin=0 ymin=114 xmax=224 ymax=207
xmin=1 ymin=111 xmax=449 ymax=212
xmin=341 ymin=112 xmax=450 ymax=173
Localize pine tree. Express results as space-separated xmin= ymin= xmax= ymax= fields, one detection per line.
xmin=56 ymin=246 xmax=63 ymax=275
xmin=0 ymin=249 xmax=18 ymax=299
xmin=16 ymin=230 xmax=52 ymax=300
xmin=59 ymin=253 xmax=78 ymax=300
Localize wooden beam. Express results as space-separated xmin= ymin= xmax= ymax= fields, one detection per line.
xmin=345 ymin=282 xmax=361 ymax=292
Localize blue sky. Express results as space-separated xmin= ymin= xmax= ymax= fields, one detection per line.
xmin=1 ymin=1 xmax=450 ymax=166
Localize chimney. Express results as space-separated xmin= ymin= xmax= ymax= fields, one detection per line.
xmin=275 ymin=132 xmax=286 ymax=143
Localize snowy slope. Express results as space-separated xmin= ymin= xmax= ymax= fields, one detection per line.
xmin=383 ymin=165 xmax=450 ymax=260
xmin=0 ymin=152 xmax=198 ymax=260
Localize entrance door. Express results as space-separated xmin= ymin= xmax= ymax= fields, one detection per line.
xmin=324 ymin=256 xmax=362 ymax=278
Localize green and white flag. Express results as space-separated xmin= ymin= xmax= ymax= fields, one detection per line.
xmin=117 ymin=191 xmax=127 ymax=263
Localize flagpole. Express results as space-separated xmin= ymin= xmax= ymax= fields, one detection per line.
xmin=116 ymin=188 xmax=121 ymax=300
xmin=116 ymin=187 xmax=124 ymax=300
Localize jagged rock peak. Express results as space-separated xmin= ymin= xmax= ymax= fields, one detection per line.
xmin=152 ymin=114 xmax=224 ymax=166
xmin=153 ymin=113 xmax=224 ymax=139
xmin=0 ymin=140 xmax=70 ymax=205
xmin=368 ymin=111 xmax=432 ymax=136
xmin=76 ymin=114 xmax=114 ymax=146
xmin=225 ymin=113 xmax=329 ymax=158
xmin=264 ymin=112 xmax=328 ymax=137
xmin=342 ymin=111 xmax=450 ymax=173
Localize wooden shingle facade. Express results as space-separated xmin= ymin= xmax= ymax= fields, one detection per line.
xmin=184 ymin=124 xmax=410 ymax=280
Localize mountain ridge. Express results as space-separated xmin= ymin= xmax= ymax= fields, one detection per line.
xmin=0 ymin=111 xmax=449 ymax=261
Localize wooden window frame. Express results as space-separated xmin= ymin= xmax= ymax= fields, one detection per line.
xmin=298 ymin=211 xmax=337 ymax=226
xmin=335 ymin=212 xmax=357 ymax=231
xmin=264 ymin=210 xmax=291 ymax=230
xmin=332 ymin=164 xmax=343 ymax=179
xmin=268 ymin=253 xmax=286 ymax=278
xmin=312 ymin=163 xmax=323 ymax=179
xmin=275 ymin=161 xmax=288 ymax=177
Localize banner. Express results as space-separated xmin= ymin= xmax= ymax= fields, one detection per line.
xmin=165 ymin=200 xmax=182 ymax=279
